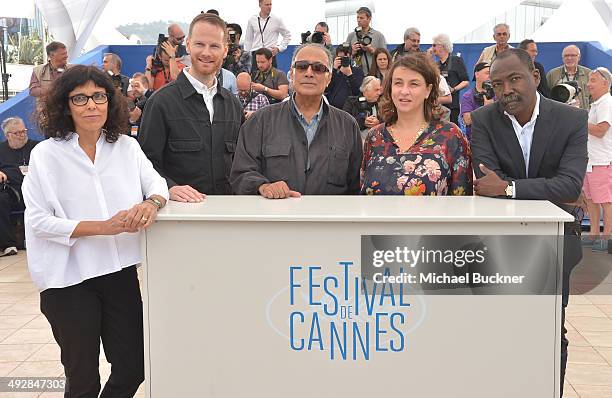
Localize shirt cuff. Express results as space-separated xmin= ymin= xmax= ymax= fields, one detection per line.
xmin=512 ymin=181 xmax=516 ymax=199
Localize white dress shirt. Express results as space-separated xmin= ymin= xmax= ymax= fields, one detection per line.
xmin=504 ymin=93 xmax=541 ymax=197
xmin=183 ymin=67 xmax=218 ymax=123
xmin=22 ymin=133 xmax=169 ymax=291
xmin=243 ymin=13 xmax=291 ymax=53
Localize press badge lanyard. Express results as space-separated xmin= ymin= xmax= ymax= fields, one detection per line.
xmin=257 ymin=17 xmax=270 ymax=47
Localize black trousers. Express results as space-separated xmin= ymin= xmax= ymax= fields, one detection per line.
xmin=450 ymin=107 xmax=460 ymax=126
xmin=0 ymin=189 xmax=18 ymax=249
xmin=40 ymin=266 xmax=144 ymax=398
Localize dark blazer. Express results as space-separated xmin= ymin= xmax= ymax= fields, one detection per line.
xmin=471 ymin=95 xmax=587 ymax=269
xmin=471 ymin=95 xmax=587 ymax=206
xmin=534 ymin=61 xmax=550 ymax=98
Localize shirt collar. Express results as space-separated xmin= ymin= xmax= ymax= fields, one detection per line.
xmin=591 ymin=92 xmax=611 ymax=106
xmin=183 ymin=67 xmax=218 ymax=96
xmin=69 ymin=131 xmax=106 ymax=150
xmin=290 ymin=93 xmax=324 ymax=124
xmin=504 ymin=92 xmax=540 ymax=126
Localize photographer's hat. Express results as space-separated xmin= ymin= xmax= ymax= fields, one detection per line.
xmin=473 ymin=62 xmax=490 ymax=81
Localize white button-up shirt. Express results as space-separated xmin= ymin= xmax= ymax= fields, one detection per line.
xmin=184 ymin=67 xmax=218 ymax=123
xmin=243 ymin=13 xmax=291 ymax=53
xmin=22 ymin=133 xmax=169 ymax=291
xmin=504 ymin=93 xmax=541 ymax=197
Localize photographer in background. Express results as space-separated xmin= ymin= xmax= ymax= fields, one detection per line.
xmin=251 ymin=48 xmax=289 ymax=104
xmin=342 ymin=76 xmax=382 ymax=137
xmin=391 ymin=27 xmax=421 ymax=62
xmin=224 ymin=23 xmax=252 ymax=75
xmin=236 ymin=72 xmax=270 ymax=120
xmin=459 ymin=62 xmax=494 ymax=140
xmin=168 ymin=24 xmax=188 ymax=59
xmin=102 ymin=53 xmax=130 ymax=95
xmin=325 ymin=44 xmax=364 ymax=109
xmin=145 ymin=37 xmax=185 ymax=91
xmin=301 ymin=22 xmax=332 ymax=50
xmin=519 ymin=39 xmax=549 ymax=98
xmin=345 ymin=7 xmax=387 ymax=75
xmin=127 ymin=73 xmax=151 ymax=130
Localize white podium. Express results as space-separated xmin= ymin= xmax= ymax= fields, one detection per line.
xmin=141 ymin=196 xmax=572 ymax=398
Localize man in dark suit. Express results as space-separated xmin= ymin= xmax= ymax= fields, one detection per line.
xmin=471 ymin=48 xmax=588 ymax=397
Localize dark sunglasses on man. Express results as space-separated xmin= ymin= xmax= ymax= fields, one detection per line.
xmin=293 ymin=60 xmax=329 ymax=74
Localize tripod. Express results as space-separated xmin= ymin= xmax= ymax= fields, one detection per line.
xmin=0 ymin=26 xmax=11 ymax=102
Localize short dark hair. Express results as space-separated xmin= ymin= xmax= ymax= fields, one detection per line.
xmin=335 ymin=44 xmax=352 ymax=56
xmin=315 ymin=22 xmax=329 ymax=32
xmin=227 ymin=23 xmax=242 ymax=36
xmin=254 ymin=47 xmax=273 ymax=60
xmin=379 ymin=52 xmax=440 ymax=124
xmin=493 ymin=48 xmax=535 ymax=72
xmin=518 ymin=39 xmax=535 ymax=50
xmin=46 ymin=41 xmax=66 ymax=56
xmin=38 ymin=65 xmax=128 ymax=142
xmin=189 ymin=12 xmax=227 ymax=42
xmin=131 ymin=72 xmax=149 ymax=87
xmin=356 ymin=6 xmax=372 ymax=17
xmin=205 ymin=9 xmax=219 ymax=15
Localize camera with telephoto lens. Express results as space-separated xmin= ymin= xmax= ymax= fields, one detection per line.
xmin=356 ymin=96 xmax=372 ymax=119
xmin=106 ymin=70 xmax=122 ymax=90
xmin=355 ymin=27 xmax=372 ymax=48
xmin=551 ymin=81 xmax=581 ymax=104
xmin=300 ymin=31 xmax=325 ymax=45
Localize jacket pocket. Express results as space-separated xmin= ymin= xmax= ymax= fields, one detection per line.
xmin=168 ymin=139 xmax=202 ymax=152
xmin=328 ymin=146 xmax=349 ymax=187
xmin=263 ymin=143 xmax=292 ymax=182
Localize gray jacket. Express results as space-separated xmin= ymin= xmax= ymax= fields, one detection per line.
xmin=230 ymin=98 xmax=362 ymax=195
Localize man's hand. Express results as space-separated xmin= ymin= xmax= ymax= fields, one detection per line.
xmin=339 ymin=65 xmax=352 ymax=76
xmin=483 ymin=97 xmax=495 ymax=106
xmin=146 ymin=55 xmax=153 ymax=69
xmin=473 ymin=164 xmax=509 ymax=197
xmin=333 ymin=57 xmax=342 ymax=70
xmin=129 ymin=107 xmax=142 ymax=124
xmin=169 ymin=185 xmax=206 ymax=202
xmin=462 ymin=112 xmax=472 ymax=126
xmin=322 ymin=32 xmax=331 ymax=46
xmin=161 ymin=41 xmax=177 ymax=58
xmin=244 ymin=110 xmax=255 ymax=119
xmin=258 ymin=181 xmax=301 ymax=199
xmin=364 ymin=115 xmax=379 ymax=128
xmin=0 ymin=171 xmax=7 ymax=183
xmin=351 ymin=42 xmax=361 ymax=53
xmin=270 ymin=46 xmax=280 ymax=56
xmin=363 ymin=44 xmax=375 ymax=54
xmin=251 ymin=82 xmax=265 ymax=93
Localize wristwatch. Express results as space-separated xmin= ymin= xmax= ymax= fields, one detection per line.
xmin=264 ymin=86 xmax=268 ymax=93
xmin=504 ymin=182 xmax=514 ymax=198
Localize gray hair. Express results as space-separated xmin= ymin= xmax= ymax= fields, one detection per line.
xmin=404 ymin=27 xmax=420 ymax=40
xmin=563 ymin=44 xmax=581 ymax=56
xmin=433 ymin=33 xmax=453 ymax=53
xmin=103 ymin=53 xmax=122 ymax=71
xmin=592 ymin=67 xmax=612 ymax=87
xmin=1 ymin=117 xmax=25 ymax=134
xmin=360 ymin=76 xmax=380 ymax=93
xmin=290 ymin=43 xmax=333 ymax=73
xmin=493 ymin=23 xmax=510 ymax=34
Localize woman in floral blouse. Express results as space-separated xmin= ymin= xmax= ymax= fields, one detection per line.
xmin=360 ymin=53 xmax=473 ymax=196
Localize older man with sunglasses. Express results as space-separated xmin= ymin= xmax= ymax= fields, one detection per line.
xmin=230 ymin=43 xmax=362 ymax=198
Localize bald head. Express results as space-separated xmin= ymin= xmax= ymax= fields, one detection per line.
xmin=168 ymin=24 xmax=185 ymax=46
xmin=236 ymin=72 xmax=252 ymax=91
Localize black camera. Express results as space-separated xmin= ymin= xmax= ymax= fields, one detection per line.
xmin=228 ymin=29 xmax=237 ymax=44
xmin=106 ymin=70 xmax=122 ymax=89
xmin=341 ymin=56 xmax=351 ymax=68
xmin=355 ymin=27 xmax=372 ymax=47
xmin=300 ymin=31 xmax=311 ymax=44
xmin=301 ymin=31 xmax=325 ymax=45
xmin=474 ymin=80 xmax=495 ymax=105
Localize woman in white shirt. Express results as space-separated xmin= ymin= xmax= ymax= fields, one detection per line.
xmin=23 ymin=65 xmax=168 ymax=398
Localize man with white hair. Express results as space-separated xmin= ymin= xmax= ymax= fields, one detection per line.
xmin=546 ymin=44 xmax=592 ymax=110
xmin=342 ymin=75 xmax=382 ymax=134
xmin=231 ymin=43 xmax=362 ymax=198
xmin=0 ymin=116 xmax=40 ymax=256
xmin=582 ymin=67 xmax=612 ymax=252
xmin=432 ymin=33 xmax=469 ymax=125
xmin=391 ymin=27 xmax=420 ymax=62
xmin=477 ymin=23 xmax=513 ymax=65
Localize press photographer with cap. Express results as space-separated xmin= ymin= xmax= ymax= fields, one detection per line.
xmin=345 ymin=7 xmax=387 ymax=76
xmin=460 ymin=62 xmax=495 ymax=141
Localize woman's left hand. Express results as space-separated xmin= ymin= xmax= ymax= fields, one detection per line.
xmin=124 ymin=201 xmax=158 ymax=231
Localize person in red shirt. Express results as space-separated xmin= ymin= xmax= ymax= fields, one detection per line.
xmin=145 ymin=41 xmax=185 ymax=91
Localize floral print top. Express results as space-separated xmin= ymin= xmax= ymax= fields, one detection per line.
xmin=360 ymin=121 xmax=473 ymax=196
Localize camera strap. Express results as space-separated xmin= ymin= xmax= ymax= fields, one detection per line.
xmin=257 ymin=17 xmax=270 ymax=47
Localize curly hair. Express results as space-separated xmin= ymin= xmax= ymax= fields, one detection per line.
xmin=379 ymin=52 xmax=440 ymax=124
xmin=37 ymin=65 xmax=128 ymax=142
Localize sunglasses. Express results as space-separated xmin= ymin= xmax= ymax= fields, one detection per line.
xmin=293 ymin=60 xmax=329 ymax=74
xmin=69 ymin=92 xmax=108 ymax=106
